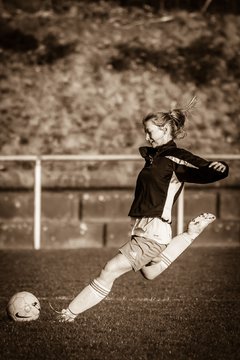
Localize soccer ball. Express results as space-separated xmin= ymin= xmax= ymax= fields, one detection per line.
xmin=6 ymin=291 xmax=40 ymax=322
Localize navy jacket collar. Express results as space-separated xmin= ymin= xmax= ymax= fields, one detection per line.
xmin=139 ymin=140 xmax=177 ymax=159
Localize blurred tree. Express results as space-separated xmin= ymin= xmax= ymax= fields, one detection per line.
xmin=201 ymin=0 xmax=213 ymax=13
xmin=2 ymin=0 xmax=51 ymax=13
xmin=116 ymin=0 xmax=239 ymax=13
xmin=1 ymin=0 xmax=240 ymax=13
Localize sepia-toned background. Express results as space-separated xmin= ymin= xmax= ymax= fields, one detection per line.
xmin=0 ymin=0 xmax=239 ymax=248
xmin=0 ymin=3 xmax=239 ymax=360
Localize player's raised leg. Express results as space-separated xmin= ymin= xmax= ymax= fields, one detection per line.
xmin=141 ymin=213 xmax=216 ymax=280
xmin=58 ymin=252 xmax=132 ymax=322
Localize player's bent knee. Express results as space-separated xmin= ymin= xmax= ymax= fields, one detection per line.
xmin=140 ymin=268 xmax=157 ymax=281
xmin=99 ymin=262 xmax=122 ymax=283
xmin=103 ymin=261 xmax=118 ymax=276
xmin=98 ymin=267 xmax=114 ymax=283
xmin=104 ymin=254 xmax=131 ymax=275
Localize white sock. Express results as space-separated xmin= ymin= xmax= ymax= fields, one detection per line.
xmin=161 ymin=213 xmax=215 ymax=265
xmin=141 ymin=232 xmax=191 ymax=279
xmin=141 ymin=214 xmax=216 ymax=279
xmin=160 ymin=232 xmax=191 ymax=265
xmin=68 ymin=279 xmax=111 ymax=315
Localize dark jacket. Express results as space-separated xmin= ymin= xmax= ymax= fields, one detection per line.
xmin=128 ymin=140 xmax=229 ymax=221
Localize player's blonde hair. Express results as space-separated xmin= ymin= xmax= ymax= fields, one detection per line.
xmin=142 ymin=96 xmax=198 ymax=139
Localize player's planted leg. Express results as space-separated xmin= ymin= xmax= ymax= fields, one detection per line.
xmin=141 ymin=213 xmax=216 ymax=280
xmin=58 ymin=253 xmax=132 ymax=322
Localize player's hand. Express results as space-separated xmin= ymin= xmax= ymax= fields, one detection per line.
xmin=209 ymin=162 xmax=226 ymax=173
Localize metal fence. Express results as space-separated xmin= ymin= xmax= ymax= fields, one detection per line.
xmin=0 ymin=154 xmax=239 ymax=249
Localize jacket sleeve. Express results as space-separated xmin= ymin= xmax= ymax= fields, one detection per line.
xmin=167 ymin=149 xmax=229 ymax=184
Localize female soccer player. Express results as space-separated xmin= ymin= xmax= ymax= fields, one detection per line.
xmin=58 ymin=99 xmax=229 ymax=322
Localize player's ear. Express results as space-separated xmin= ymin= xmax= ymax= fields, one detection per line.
xmin=163 ymin=125 xmax=168 ymax=133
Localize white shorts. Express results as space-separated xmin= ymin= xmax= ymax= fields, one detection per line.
xmin=119 ymin=236 xmax=167 ymax=271
xmin=131 ymin=217 xmax=172 ymax=245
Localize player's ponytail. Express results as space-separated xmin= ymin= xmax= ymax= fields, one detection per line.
xmin=168 ymin=109 xmax=186 ymax=138
xmin=169 ymin=95 xmax=198 ymax=138
xmin=143 ymin=96 xmax=198 ymax=140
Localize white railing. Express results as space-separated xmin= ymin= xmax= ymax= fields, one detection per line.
xmin=0 ymin=154 xmax=239 ymax=249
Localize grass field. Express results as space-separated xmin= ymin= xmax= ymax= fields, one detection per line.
xmin=0 ymin=246 xmax=239 ymax=360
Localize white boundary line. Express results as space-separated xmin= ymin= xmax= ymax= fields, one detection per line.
xmin=24 ymin=296 xmax=240 ymax=303
xmin=0 ymin=296 xmax=239 ymax=303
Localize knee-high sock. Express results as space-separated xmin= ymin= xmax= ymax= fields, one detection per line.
xmin=141 ymin=232 xmax=192 ymax=279
xmin=161 ymin=232 xmax=192 ymax=265
xmin=142 ymin=213 xmax=216 ymax=279
xmin=68 ymin=279 xmax=111 ymax=315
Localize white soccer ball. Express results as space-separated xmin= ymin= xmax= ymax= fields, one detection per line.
xmin=6 ymin=291 xmax=40 ymax=322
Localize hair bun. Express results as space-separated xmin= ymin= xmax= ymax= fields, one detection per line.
xmin=169 ymin=109 xmax=185 ymax=128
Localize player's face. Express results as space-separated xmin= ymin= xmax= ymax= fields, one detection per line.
xmin=144 ymin=120 xmax=167 ymax=147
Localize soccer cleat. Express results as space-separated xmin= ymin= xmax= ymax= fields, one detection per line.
xmin=57 ymin=308 xmax=77 ymax=322
xmin=49 ymin=302 xmax=77 ymax=322
xmin=187 ymin=212 xmax=216 ymax=239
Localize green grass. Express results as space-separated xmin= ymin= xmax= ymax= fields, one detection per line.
xmin=0 ymin=247 xmax=239 ymax=360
